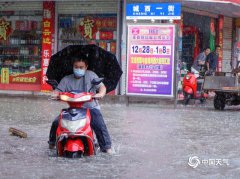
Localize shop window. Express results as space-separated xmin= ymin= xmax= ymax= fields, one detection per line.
xmin=58 ymin=14 xmax=117 ymax=55
xmin=0 ymin=11 xmax=42 ymax=88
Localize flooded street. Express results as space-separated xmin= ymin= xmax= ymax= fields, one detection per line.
xmin=0 ymin=97 xmax=240 ymax=179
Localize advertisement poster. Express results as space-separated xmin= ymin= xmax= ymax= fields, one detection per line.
xmin=41 ymin=1 xmax=55 ymax=91
xmin=126 ymin=24 xmax=175 ymax=97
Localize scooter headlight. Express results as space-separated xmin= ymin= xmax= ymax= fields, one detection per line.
xmin=60 ymin=94 xmax=91 ymax=102
xmin=186 ymin=75 xmax=191 ymax=80
xmin=61 ymin=118 xmax=87 ymax=133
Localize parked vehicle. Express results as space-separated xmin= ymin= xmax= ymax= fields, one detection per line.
xmin=182 ymin=71 xmax=208 ymax=105
xmin=203 ymin=71 xmax=240 ymax=110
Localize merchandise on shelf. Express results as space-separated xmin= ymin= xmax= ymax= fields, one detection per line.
xmin=58 ymin=14 xmax=117 ymax=54
xmin=0 ymin=13 xmax=42 ymax=85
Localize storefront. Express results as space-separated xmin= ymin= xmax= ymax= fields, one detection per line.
xmin=179 ymin=1 xmax=239 ymax=73
xmin=0 ymin=1 xmax=119 ymax=92
xmin=181 ymin=11 xmax=214 ymax=70
xmin=1 ymin=1 xmax=239 ymax=95
xmin=56 ymin=1 xmax=118 ymax=53
xmin=121 ymin=1 xmax=240 ymax=98
xmin=0 ymin=2 xmax=43 ymax=91
xmin=56 ymin=1 xmax=119 ymax=94
xmin=176 ymin=7 xmax=234 ymax=98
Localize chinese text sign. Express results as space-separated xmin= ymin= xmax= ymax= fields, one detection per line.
xmin=41 ymin=1 xmax=55 ymax=91
xmin=126 ymin=3 xmax=181 ymax=20
xmin=127 ymin=25 xmax=175 ymax=97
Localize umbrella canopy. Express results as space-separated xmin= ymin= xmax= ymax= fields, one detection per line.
xmin=46 ymin=45 xmax=122 ymax=93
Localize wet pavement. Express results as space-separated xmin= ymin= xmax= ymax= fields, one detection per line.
xmin=0 ymin=97 xmax=240 ymax=179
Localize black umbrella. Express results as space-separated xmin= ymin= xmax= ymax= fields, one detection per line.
xmin=46 ymin=44 xmax=122 ymax=93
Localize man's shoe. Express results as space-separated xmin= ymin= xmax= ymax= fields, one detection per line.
xmin=102 ymin=148 xmax=113 ymax=155
xmin=49 ymin=144 xmax=55 ymax=149
xmin=106 ymin=148 xmax=112 ymax=154
xmin=48 ymin=141 xmax=55 ymax=149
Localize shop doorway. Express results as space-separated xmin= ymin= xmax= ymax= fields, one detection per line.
xmin=182 ymin=12 xmax=215 ymax=70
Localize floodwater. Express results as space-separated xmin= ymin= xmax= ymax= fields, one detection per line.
xmin=0 ymin=97 xmax=240 ymax=179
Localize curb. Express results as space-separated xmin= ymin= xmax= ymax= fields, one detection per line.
xmin=0 ymin=90 xmax=214 ymax=106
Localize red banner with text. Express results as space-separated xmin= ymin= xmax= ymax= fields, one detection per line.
xmin=41 ymin=1 xmax=55 ymax=91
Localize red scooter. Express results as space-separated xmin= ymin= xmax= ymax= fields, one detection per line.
xmin=182 ymin=72 xmax=208 ymax=105
xmin=47 ymin=78 xmax=103 ymax=158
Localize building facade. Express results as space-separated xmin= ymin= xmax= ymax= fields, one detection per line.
xmin=0 ymin=1 xmax=239 ymax=96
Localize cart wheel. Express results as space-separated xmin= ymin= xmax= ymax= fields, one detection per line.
xmin=184 ymin=94 xmax=191 ymax=105
xmin=214 ymin=94 xmax=225 ymax=110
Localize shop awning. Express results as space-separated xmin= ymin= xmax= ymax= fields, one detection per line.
xmin=181 ymin=0 xmax=240 ymax=18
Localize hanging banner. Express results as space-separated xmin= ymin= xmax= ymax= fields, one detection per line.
xmin=210 ymin=18 xmax=216 ymax=52
xmin=217 ymin=15 xmax=224 ymax=72
xmin=41 ymin=1 xmax=55 ymax=91
xmin=126 ymin=24 xmax=176 ymax=97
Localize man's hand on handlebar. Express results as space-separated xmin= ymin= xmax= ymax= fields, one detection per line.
xmin=93 ymin=93 xmax=104 ymax=99
xmin=93 ymin=85 xmax=106 ymax=99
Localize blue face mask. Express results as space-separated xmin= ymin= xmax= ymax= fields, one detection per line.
xmin=73 ymin=68 xmax=85 ymax=78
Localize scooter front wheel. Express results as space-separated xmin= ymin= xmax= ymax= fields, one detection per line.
xmin=64 ymin=151 xmax=83 ymax=158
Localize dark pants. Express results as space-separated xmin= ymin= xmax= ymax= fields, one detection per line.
xmin=49 ymin=108 xmax=111 ymax=151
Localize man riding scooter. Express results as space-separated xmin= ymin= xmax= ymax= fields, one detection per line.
xmin=48 ymin=57 xmax=112 ymax=154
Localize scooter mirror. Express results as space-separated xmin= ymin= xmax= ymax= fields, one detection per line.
xmin=91 ymin=78 xmax=104 ymax=86
xmin=46 ymin=80 xmax=59 ymax=90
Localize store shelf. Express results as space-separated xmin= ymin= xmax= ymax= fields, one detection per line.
xmin=59 ymin=39 xmax=83 ymax=41
xmin=0 ymin=55 xmax=40 ymax=57
xmin=0 ymin=44 xmax=41 ymax=47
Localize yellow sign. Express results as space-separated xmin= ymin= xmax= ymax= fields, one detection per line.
xmin=43 ymin=29 xmax=51 ymax=36
xmin=80 ymin=18 xmax=94 ymax=39
xmin=0 ymin=18 xmax=11 ymax=40
xmin=12 ymin=77 xmax=37 ymax=83
xmin=1 ymin=68 xmax=9 ymax=84
xmin=43 ymin=37 xmax=51 ymax=44
xmin=43 ymin=21 xmax=51 ymax=28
